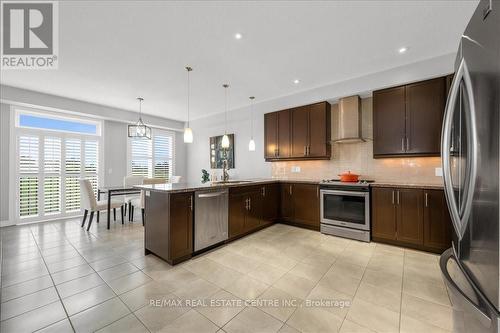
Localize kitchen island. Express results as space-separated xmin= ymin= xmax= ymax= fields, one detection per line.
xmin=135 ymin=179 xmax=321 ymax=265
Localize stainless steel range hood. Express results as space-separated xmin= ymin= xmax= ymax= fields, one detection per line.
xmin=332 ymin=95 xmax=365 ymax=143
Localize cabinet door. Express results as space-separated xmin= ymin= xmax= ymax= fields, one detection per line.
xmin=277 ymin=110 xmax=291 ymax=158
xmin=246 ymin=190 xmax=263 ymax=232
xmin=262 ymin=184 xmax=280 ymax=222
xmin=308 ymin=102 xmax=331 ymax=158
xmin=373 ymin=87 xmax=406 ymax=156
xmin=292 ymin=184 xmax=320 ymax=227
xmin=280 ymin=183 xmax=294 ymax=220
xmin=424 ymin=190 xmax=452 ymax=252
xmin=169 ymin=193 xmax=193 ymax=260
xmin=371 ymin=187 xmax=397 ymax=240
xmin=396 ymin=189 xmax=424 ymax=245
xmin=264 ymin=112 xmax=278 ymax=159
xmin=291 ymin=106 xmax=309 ymax=158
xmin=229 ymin=192 xmax=246 ymax=238
xmin=405 ymin=78 xmax=445 ymax=155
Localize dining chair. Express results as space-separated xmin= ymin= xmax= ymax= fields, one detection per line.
xmin=123 ymin=175 xmax=145 ymax=218
xmin=80 ymin=179 xmax=124 ymax=231
xmin=129 ymin=178 xmax=167 ymax=225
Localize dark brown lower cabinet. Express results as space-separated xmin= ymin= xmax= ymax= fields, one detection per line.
xmin=396 ymin=189 xmax=424 ymax=245
xmin=280 ymin=183 xmax=294 ymax=221
xmin=371 ymin=187 xmax=451 ymax=253
xmin=145 ymin=191 xmax=193 ymax=265
xmin=279 ymin=183 xmax=320 ymax=229
xmin=292 ymin=184 xmax=320 ymax=228
xmin=262 ymin=183 xmax=280 ymax=222
xmin=424 ymin=190 xmax=452 ymax=252
xmin=229 ymin=186 xmax=267 ymax=239
xmin=371 ymin=187 xmax=397 ymax=240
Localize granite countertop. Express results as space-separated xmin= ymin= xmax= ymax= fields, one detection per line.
xmin=370 ymin=182 xmax=444 ymax=189
xmin=135 ymin=178 xmax=324 ymax=193
xmin=135 ymin=178 xmax=444 ymax=193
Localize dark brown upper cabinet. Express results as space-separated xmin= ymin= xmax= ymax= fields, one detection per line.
xmin=373 ymin=76 xmax=447 ymax=158
xmin=265 ymin=102 xmax=331 ymax=161
xmin=264 ymin=110 xmax=291 ymax=159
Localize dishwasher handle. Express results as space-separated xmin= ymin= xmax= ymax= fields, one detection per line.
xmin=197 ymin=191 xmax=227 ymax=198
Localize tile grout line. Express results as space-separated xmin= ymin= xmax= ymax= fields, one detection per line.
xmin=60 ymin=218 xmax=150 ymax=333
xmin=29 ymin=226 xmax=77 ymax=332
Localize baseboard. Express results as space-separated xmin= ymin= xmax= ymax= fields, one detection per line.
xmin=0 ymin=220 xmax=15 ymax=227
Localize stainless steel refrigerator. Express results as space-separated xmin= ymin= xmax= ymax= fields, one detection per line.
xmin=440 ymin=0 xmax=500 ymax=332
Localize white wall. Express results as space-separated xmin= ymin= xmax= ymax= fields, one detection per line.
xmin=186 ymin=53 xmax=455 ymax=182
xmin=0 ymin=87 xmax=188 ymax=225
xmin=0 ymin=104 xmax=10 ymax=222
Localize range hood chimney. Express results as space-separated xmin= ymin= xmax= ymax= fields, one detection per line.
xmin=332 ymin=95 xmax=365 ymax=143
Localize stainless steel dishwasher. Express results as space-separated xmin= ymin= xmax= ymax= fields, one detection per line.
xmin=194 ymin=189 xmax=228 ymax=251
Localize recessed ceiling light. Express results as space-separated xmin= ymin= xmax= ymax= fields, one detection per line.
xmin=293 ymin=79 xmax=300 ymax=84
xmin=398 ymin=47 xmax=408 ymax=54
xmin=235 ymin=33 xmax=243 ymax=40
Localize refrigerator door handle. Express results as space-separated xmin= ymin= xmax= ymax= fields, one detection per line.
xmin=440 ymin=249 xmax=492 ymax=328
xmin=441 ymin=58 xmax=478 ymax=241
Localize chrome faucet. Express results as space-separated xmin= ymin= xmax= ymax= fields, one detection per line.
xmin=222 ymin=159 xmax=230 ymax=182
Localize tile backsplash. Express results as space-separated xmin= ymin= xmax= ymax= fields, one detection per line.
xmin=271 ymin=97 xmax=443 ymax=185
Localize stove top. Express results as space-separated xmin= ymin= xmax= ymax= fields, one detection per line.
xmin=320 ymin=179 xmax=374 ymax=186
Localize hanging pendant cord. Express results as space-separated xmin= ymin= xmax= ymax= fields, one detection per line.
xmin=186 ymin=67 xmax=192 ymax=128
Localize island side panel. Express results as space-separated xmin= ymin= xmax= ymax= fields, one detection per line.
xmin=169 ymin=192 xmax=194 ymax=264
xmin=144 ymin=190 xmax=171 ymax=262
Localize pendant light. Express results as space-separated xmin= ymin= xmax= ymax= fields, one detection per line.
xmin=128 ymin=97 xmax=152 ymax=139
xmin=183 ymin=66 xmax=194 ymax=143
xmin=248 ymin=96 xmax=256 ymax=151
xmin=221 ymin=84 xmax=230 ymax=148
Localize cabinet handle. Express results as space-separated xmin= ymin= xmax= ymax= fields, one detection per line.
xmin=245 ymin=198 xmax=249 ymax=210
xmin=397 ymin=191 xmax=400 ymax=205
xmin=425 ymin=192 xmax=429 ymax=207
xmin=304 ymin=146 xmax=307 ymax=156
xmin=248 ymin=198 xmax=251 ymax=210
xmin=307 ymin=146 xmax=310 ymax=156
xmin=392 ymin=191 xmax=395 ymax=205
xmin=289 ymin=185 xmax=293 ymax=196
xmin=406 ymin=137 xmax=410 ymax=151
xmin=262 ymin=187 xmax=266 ymax=197
xmin=317 ymin=187 xmax=319 ymax=198
xmin=401 ymin=138 xmax=405 ymax=152
xmin=189 ymin=196 xmax=193 ymax=211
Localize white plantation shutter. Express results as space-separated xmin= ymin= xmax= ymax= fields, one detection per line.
xmin=84 ymin=140 xmax=99 ymax=196
xmin=131 ymin=138 xmax=153 ymax=177
xmin=153 ymin=134 xmax=173 ymax=179
xmin=44 ymin=137 xmax=61 ymax=214
xmin=19 ymin=136 xmax=39 ymax=173
xmin=65 ymin=139 xmax=82 ymax=212
xmin=19 ymin=136 xmax=39 ymax=217
xmin=16 ymin=112 xmax=102 ymax=222
xmin=130 ymin=130 xmax=175 ymax=180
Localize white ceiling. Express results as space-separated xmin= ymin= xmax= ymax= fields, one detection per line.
xmin=1 ymin=1 xmax=478 ymax=121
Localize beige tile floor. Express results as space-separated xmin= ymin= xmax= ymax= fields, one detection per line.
xmin=0 ymin=216 xmax=452 ymax=333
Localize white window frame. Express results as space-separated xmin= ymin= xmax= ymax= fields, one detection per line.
xmin=13 ymin=108 xmax=104 ymax=224
xmin=127 ymin=128 xmax=176 ymax=180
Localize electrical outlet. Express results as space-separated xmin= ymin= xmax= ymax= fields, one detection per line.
xmin=435 ymin=167 xmax=443 ymax=177
xmin=291 ymin=166 xmax=301 ymax=173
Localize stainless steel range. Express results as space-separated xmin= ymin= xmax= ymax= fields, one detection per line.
xmin=320 ymin=179 xmax=373 ymax=242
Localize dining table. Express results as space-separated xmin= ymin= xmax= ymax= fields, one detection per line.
xmin=98 ymin=185 xmax=141 ymax=229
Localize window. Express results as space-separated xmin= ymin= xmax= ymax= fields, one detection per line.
xmin=129 ymin=131 xmax=174 ymax=180
xmin=15 ymin=110 xmax=102 ymax=222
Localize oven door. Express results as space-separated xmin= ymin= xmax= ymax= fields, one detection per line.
xmin=320 ymin=189 xmax=369 ymax=231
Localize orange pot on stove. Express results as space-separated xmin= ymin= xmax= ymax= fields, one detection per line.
xmin=338 ymin=171 xmax=360 ymax=182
